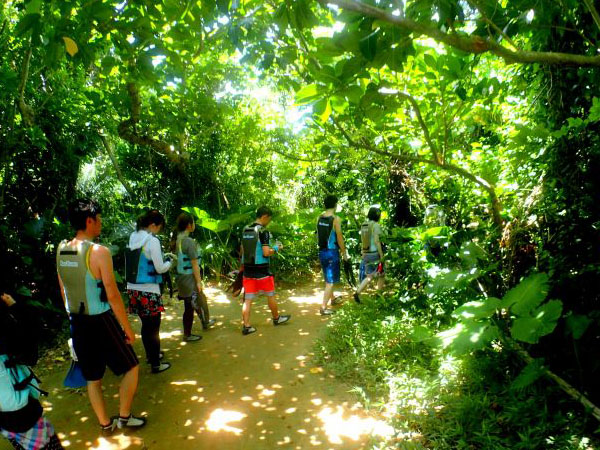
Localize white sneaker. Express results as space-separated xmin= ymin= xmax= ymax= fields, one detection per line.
xmin=117 ymin=414 xmax=147 ymax=429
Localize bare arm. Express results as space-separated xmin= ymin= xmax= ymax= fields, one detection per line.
xmin=191 ymin=258 xmax=203 ymax=292
xmin=373 ymin=225 xmax=384 ymax=260
xmin=333 ymin=217 xmax=348 ymax=258
xmin=262 ymin=245 xmax=276 ymax=257
xmin=95 ymin=246 xmax=135 ymax=343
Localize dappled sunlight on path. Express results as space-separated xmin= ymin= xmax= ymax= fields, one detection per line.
xmin=21 ymin=280 xmax=388 ymax=449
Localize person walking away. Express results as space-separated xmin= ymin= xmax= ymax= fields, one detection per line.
xmin=354 ymin=206 xmax=385 ymax=303
xmin=57 ymin=199 xmax=145 ymax=436
xmin=0 ymin=292 xmax=63 ymax=449
xmin=126 ymin=209 xmax=172 ymax=374
xmin=317 ymin=194 xmax=349 ymax=315
xmin=174 ymin=212 xmax=215 ymax=342
xmin=240 ymin=206 xmax=290 ymax=335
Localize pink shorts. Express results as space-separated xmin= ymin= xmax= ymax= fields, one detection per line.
xmin=243 ymin=276 xmax=275 ymax=299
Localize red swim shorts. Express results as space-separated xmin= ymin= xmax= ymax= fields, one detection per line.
xmin=243 ymin=276 xmax=275 ymax=299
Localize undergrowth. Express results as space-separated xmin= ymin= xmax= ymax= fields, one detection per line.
xmin=314 ymin=293 xmax=598 ymax=449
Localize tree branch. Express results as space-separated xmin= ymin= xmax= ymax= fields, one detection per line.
xmin=582 ymin=0 xmax=600 ymax=35
xmin=17 ymin=45 xmax=35 ymax=127
xmin=506 ymin=337 xmax=600 ymax=423
xmin=331 ymin=116 xmax=503 ymax=226
xmin=383 ymin=91 xmax=442 ymax=165
xmin=467 ymin=0 xmax=519 ymax=51
xmin=98 ymin=131 xmax=135 ymax=197
xmin=118 ymin=82 xmax=185 ymax=170
xmin=317 ymin=0 xmax=600 ymax=67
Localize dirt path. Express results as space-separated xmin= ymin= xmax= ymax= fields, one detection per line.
xmin=10 ymin=282 xmax=392 ymax=449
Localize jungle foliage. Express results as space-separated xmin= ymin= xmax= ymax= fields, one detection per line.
xmin=1 ymin=0 xmax=600 ymax=447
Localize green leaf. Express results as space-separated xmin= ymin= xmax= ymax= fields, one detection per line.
xmin=295 ymin=84 xmax=320 ymax=105
xmin=17 ymin=286 xmax=33 ymax=297
xmin=510 ymin=317 xmax=541 ymax=344
xmin=438 ymin=321 xmax=499 ymax=355
xmin=534 ymin=299 xmax=562 ymax=336
xmin=589 ymin=97 xmax=600 ymax=122
xmin=452 ymin=297 xmax=501 ymax=320
xmin=15 ymin=13 xmax=41 ymax=37
xmin=313 ymin=98 xmax=332 ymax=123
xmin=565 ymin=314 xmax=593 ymax=340
xmin=510 ymin=359 xmax=545 ymax=391
xmin=501 ymin=273 xmax=549 ymax=315
xmin=423 ymin=53 xmax=437 ymax=70
xmin=510 ymin=300 xmax=561 ymax=344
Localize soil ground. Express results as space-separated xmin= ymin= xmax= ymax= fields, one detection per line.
xmin=2 ymin=281 xmax=392 ymax=449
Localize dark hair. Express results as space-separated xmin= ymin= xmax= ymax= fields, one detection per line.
xmin=68 ymin=199 xmax=102 ymax=231
xmin=256 ymin=205 xmax=273 ymax=219
xmin=324 ymin=194 xmax=338 ymax=210
xmin=367 ymin=206 xmax=382 ymax=222
xmin=136 ymin=209 xmax=166 ymax=231
xmin=176 ymin=212 xmax=195 ymax=232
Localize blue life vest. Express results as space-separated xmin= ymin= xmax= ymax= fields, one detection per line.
xmin=136 ymin=246 xmax=162 ymax=284
xmin=177 ymin=238 xmax=193 ymax=275
xmin=317 ymin=215 xmax=338 ymax=251
xmin=241 ymin=224 xmax=269 ymax=265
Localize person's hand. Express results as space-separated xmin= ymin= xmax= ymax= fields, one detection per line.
xmin=274 ymin=241 xmax=283 ymax=252
xmin=0 ymin=293 xmax=16 ymax=307
xmin=164 ymin=252 xmax=176 ymax=261
xmin=196 ymin=281 xmax=204 ymax=292
xmin=124 ymin=327 xmax=136 ymax=345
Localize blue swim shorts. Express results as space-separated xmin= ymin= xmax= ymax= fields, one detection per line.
xmin=319 ymin=249 xmax=340 ymax=284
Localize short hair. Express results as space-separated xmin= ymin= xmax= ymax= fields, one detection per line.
xmin=176 ymin=212 xmax=195 ymax=232
xmin=136 ymin=209 xmax=166 ymax=231
xmin=324 ymin=194 xmax=338 ymax=210
xmin=367 ymin=206 xmax=381 ymax=222
xmin=256 ymin=205 xmax=273 ymax=219
xmin=68 ymin=199 xmax=102 ymax=231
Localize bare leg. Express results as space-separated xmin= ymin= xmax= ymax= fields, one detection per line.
xmin=118 ymin=365 xmax=139 ymax=418
xmin=87 ymin=380 xmax=110 ymax=425
xmin=376 ymin=275 xmax=385 ymax=290
xmin=322 ymin=283 xmax=334 ymax=309
xmin=267 ymin=295 xmax=279 ymax=319
xmin=356 ymin=274 xmax=374 ymax=295
xmin=242 ymin=298 xmax=253 ymax=327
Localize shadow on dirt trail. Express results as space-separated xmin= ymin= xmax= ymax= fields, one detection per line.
xmin=7 ymin=282 xmax=393 ymax=449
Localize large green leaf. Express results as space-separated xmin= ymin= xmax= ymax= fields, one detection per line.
xmin=295 ymin=84 xmax=322 ymax=105
xmin=438 ymin=321 xmax=499 ymax=355
xmin=510 ymin=359 xmax=545 ymax=391
xmin=565 ymin=313 xmax=593 ymax=340
xmin=452 ymin=297 xmax=501 ymax=320
xmin=501 ymin=273 xmax=549 ymax=315
xmin=510 ymin=300 xmax=561 ymax=344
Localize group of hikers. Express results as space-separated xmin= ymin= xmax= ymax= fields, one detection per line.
xmin=0 ymin=194 xmax=385 ymax=449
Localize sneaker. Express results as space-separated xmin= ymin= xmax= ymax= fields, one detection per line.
xmin=117 ymin=414 xmax=147 ymax=430
xmin=146 ymin=351 xmax=164 ymax=364
xmin=203 ymin=319 xmax=216 ymax=330
xmin=273 ymin=314 xmax=291 ymax=325
xmin=331 ymin=296 xmax=344 ymax=306
xmin=151 ymin=362 xmax=171 ymax=374
xmin=184 ymin=334 xmax=202 ymax=342
xmin=353 ymin=292 xmax=361 ymax=304
xmin=100 ymin=418 xmax=117 ymax=437
xmin=320 ymin=308 xmax=334 ymax=316
xmin=242 ymin=325 xmax=257 ymax=335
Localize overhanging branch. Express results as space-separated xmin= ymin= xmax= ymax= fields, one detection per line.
xmin=118 ymin=82 xmax=185 ymax=170
xmin=318 ymin=0 xmax=600 ymax=67
xmin=331 ymin=116 xmax=503 ymax=226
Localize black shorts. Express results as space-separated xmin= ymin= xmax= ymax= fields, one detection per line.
xmin=70 ymin=311 xmax=139 ymax=381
